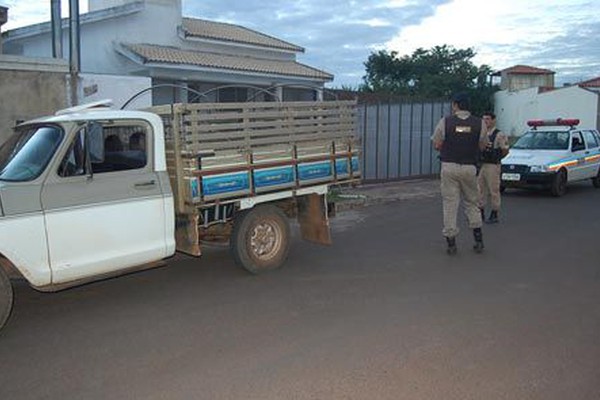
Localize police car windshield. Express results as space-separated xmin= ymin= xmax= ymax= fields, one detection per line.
xmin=512 ymin=131 xmax=569 ymax=150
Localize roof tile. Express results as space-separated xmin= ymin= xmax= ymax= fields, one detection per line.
xmin=494 ymin=65 xmax=555 ymax=76
xmin=181 ymin=18 xmax=304 ymax=53
xmin=577 ymin=76 xmax=600 ymax=88
xmin=124 ymin=44 xmax=332 ymax=80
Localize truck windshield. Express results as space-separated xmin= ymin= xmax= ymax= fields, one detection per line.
xmin=0 ymin=125 xmax=64 ymax=182
xmin=512 ymin=131 xmax=569 ymax=150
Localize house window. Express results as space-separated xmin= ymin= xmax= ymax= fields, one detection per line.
xmin=219 ymin=87 xmax=248 ymax=103
xmin=283 ymin=88 xmax=317 ymax=102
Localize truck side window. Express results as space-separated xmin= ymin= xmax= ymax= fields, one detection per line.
xmin=58 ymin=130 xmax=86 ymax=177
xmin=92 ymin=124 xmax=148 ymax=173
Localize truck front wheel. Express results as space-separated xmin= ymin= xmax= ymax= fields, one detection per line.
xmin=0 ymin=266 xmax=14 ymax=332
xmin=231 ymin=205 xmax=290 ymax=274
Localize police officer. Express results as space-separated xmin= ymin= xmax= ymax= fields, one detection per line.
xmin=478 ymin=112 xmax=509 ymax=223
xmin=432 ymin=93 xmax=488 ymax=254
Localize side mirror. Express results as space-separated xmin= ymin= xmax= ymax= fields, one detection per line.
xmin=87 ymin=122 xmax=105 ymax=163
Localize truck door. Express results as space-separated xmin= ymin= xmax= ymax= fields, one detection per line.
xmin=582 ymin=130 xmax=600 ymax=178
xmin=40 ymin=120 xmax=169 ymax=284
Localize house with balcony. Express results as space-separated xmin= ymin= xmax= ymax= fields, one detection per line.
xmin=1 ymin=0 xmax=333 ymax=107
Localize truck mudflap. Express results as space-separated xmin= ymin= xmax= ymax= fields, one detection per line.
xmin=297 ymin=193 xmax=332 ymax=245
xmin=175 ymin=213 xmax=201 ymax=256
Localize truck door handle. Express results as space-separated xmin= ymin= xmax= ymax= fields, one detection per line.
xmin=134 ymin=180 xmax=156 ymax=189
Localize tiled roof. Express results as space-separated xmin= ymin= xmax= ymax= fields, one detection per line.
xmin=122 ymin=44 xmax=332 ymax=81
xmin=181 ymin=18 xmax=304 ymax=53
xmin=577 ymin=77 xmax=600 ymax=88
xmin=493 ymin=65 xmax=555 ymax=76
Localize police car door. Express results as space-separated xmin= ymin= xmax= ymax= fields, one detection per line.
xmin=582 ymin=130 xmax=600 ymax=178
xmin=569 ymin=131 xmax=587 ymax=181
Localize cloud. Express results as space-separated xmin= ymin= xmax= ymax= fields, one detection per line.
xmin=1 ymin=0 xmax=88 ymax=30
xmin=3 ymin=0 xmax=598 ymax=87
xmin=386 ymin=0 xmax=600 ymax=85
xmin=183 ymin=0 xmax=452 ymax=87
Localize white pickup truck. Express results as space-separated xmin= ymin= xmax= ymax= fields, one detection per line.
xmin=0 ymin=100 xmax=360 ymax=331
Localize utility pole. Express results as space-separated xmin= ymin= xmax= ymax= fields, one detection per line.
xmin=51 ymin=0 xmax=63 ymax=58
xmin=69 ymin=0 xmax=80 ymax=106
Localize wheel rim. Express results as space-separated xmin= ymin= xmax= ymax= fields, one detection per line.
xmin=250 ymin=219 xmax=282 ymax=261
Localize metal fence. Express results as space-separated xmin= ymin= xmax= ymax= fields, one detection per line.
xmin=357 ymin=100 xmax=451 ymax=181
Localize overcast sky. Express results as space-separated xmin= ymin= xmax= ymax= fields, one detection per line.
xmin=2 ymin=0 xmax=599 ymax=87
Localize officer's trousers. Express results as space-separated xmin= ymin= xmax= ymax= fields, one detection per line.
xmin=478 ymin=163 xmax=501 ymax=211
xmin=440 ymin=162 xmax=483 ymax=238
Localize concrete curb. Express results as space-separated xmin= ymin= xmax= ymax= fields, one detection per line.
xmin=334 ymin=179 xmax=441 ymax=211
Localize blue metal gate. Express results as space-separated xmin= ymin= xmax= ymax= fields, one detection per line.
xmin=357 ymin=101 xmax=451 ymax=181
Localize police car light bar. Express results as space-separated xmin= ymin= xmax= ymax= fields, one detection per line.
xmin=527 ymin=118 xmax=580 ymax=127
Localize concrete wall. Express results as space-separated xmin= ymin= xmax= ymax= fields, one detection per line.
xmin=494 ymin=85 xmax=599 ymax=137
xmin=0 ymin=55 xmax=69 ymax=145
xmin=0 ymin=55 xmax=152 ymax=145
xmin=500 ymin=73 xmax=554 ymax=91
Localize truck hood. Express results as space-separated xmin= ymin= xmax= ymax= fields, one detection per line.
xmin=502 ymin=149 xmax=570 ymax=166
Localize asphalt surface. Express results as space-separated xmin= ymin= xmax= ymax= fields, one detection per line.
xmin=1 ymin=181 xmax=600 ymax=400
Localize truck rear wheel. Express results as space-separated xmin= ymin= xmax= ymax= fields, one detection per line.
xmin=231 ymin=205 xmax=290 ymax=274
xmin=0 ymin=267 xmax=14 ymax=332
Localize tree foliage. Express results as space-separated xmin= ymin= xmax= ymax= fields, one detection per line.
xmin=361 ymin=45 xmax=498 ymax=114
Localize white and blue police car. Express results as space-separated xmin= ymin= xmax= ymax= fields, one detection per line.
xmin=501 ymin=118 xmax=600 ymax=196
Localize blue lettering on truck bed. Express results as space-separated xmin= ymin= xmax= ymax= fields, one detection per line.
xmin=202 ymin=172 xmax=250 ymax=196
xmin=254 ymin=166 xmax=295 ymax=188
xmin=298 ymin=161 xmax=333 ymax=181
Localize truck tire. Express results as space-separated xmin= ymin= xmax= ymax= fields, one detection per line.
xmin=231 ymin=205 xmax=290 ymax=274
xmin=0 ymin=267 xmax=14 ymax=332
xmin=550 ymin=169 xmax=567 ymax=197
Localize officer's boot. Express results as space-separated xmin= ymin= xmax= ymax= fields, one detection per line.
xmin=487 ymin=210 xmax=499 ymax=224
xmin=473 ymin=228 xmax=484 ymax=253
xmin=446 ymin=236 xmax=457 ymax=255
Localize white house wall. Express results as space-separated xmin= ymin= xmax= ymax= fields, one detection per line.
xmin=5 ymin=3 xmax=297 ymax=75
xmin=80 ymin=73 xmax=151 ymax=109
xmin=495 ymin=86 xmax=599 ymax=137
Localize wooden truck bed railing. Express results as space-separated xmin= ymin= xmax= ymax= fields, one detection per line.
xmin=150 ymin=101 xmax=361 ymax=214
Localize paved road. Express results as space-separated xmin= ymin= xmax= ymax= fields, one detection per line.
xmin=1 ymin=181 xmax=600 ymax=400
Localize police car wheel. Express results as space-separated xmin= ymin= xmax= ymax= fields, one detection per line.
xmin=592 ymin=169 xmax=600 ymax=188
xmin=550 ymin=169 xmax=567 ymax=197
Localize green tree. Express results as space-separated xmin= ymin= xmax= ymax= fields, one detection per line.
xmin=361 ymin=45 xmax=498 ymax=114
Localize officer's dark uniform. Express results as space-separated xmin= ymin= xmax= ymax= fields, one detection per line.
xmin=433 ymin=105 xmax=486 ymax=254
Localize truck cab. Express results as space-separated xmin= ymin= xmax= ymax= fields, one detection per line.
xmin=0 ymin=105 xmax=176 ymax=292
xmin=501 ymin=118 xmax=600 ymax=196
